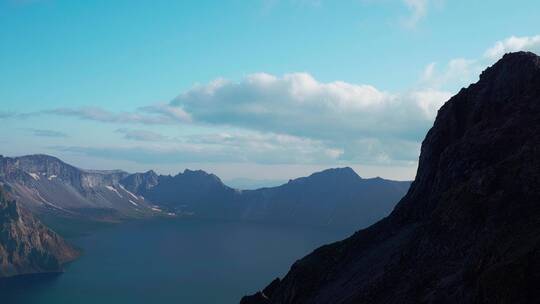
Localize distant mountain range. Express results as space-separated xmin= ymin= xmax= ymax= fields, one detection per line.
xmin=0 ymin=154 xmax=410 ymax=230
xmin=0 ymin=186 xmax=78 ymax=278
xmin=241 ymin=52 xmax=540 ymax=304
xmin=129 ymin=166 xmax=410 ymax=229
xmin=224 ymin=178 xmax=287 ymax=190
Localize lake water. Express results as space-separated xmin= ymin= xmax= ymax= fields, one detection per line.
xmin=1 ymin=218 xmax=350 ymax=304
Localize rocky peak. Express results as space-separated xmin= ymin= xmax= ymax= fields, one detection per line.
xmin=287 ymin=167 xmax=360 ymax=186
xmin=176 ymin=169 xmax=225 ymax=186
xmin=393 ymin=51 xmax=540 ymax=223
xmin=120 ymin=170 xmax=160 ymax=194
xmin=240 ymin=52 xmax=540 ymax=304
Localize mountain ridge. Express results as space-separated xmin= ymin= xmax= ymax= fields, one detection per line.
xmin=0 ymin=154 xmax=410 ymax=230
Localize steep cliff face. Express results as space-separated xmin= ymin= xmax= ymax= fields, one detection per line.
xmin=120 ymin=170 xmax=159 ymax=194
xmin=0 ymin=186 xmax=79 ymax=278
xmin=241 ymin=52 xmax=540 ymax=304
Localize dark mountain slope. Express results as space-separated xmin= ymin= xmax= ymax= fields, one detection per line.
xmin=241 ymin=52 xmax=540 ymax=304
xmin=125 ymin=167 xmax=410 ymax=230
xmin=120 ymin=170 xmax=159 ymax=194
xmin=239 ymin=168 xmax=410 ymax=228
xmin=0 ymin=186 xmax=79 ymax=278
xmin=135 ymin=169 xmax=241 ymax=218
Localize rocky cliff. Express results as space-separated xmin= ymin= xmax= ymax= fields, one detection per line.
xmin=0 ymin=155 xmax=159 ymax=221
xmin=0 ymin=186 xmax=79 ymax=278
xmin=240 ymin=52 xmax=540 ymax=304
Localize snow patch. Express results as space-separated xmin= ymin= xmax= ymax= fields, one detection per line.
xmin=48 ymin=175 xmax=57 ymax=181
xmin=35 ymin=191 xmax=72 ymax=213
xmin=151 ymin=207 xmax=162 ymax=212
xmin=129 ymin=199 xmax=138 ymax=206
xmin=105 ymin=185 xmax=123 ymax=198
xmin=28 ymin=172 xmax=40 ymax=180
xmin=118 ymin=184 xmax=139 ymax=200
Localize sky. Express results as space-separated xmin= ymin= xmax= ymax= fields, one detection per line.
xmin=1 ymin=0 xmax=540 ymax=183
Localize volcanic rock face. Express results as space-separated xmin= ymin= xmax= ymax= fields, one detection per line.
xmin=0 ymin=186 xmax=79 ymax=278
xmin=240 ymin=52 xmax=540 ymax=304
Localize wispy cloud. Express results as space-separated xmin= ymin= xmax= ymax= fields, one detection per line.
xmin=115 ymin=128 xmax=167 ymax=142
xmin=47 ymin=104 xmax=190 ymax=125
xmin=52 ymin=131 xmax=344 ymax=165
xmin=402 ymin=0 xmax=428 ymax=28
xmin=29 ymin=129 xmax=68 ymax=138
xmin=421 ymin=34 xmax=540 ymax=92
xmin=400 ymin=0 xmax=446 ymax=28
xmin=0 ymin=112 xmax=13 ymax=119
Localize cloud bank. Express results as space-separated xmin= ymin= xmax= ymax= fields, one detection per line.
xmin=172 ymin=73 xmax=448 ymax=141
xmin=44 ymin=34 xmax=540 ymax=168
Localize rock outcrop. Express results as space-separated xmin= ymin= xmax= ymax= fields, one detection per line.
xmin=240 ymin=52 xmax=540 ymax=304
xmin=0 ymin=186 xmax=79 ymax=278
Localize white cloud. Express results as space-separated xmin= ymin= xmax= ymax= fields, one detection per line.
xmin=485 ymin=35 xmax=540 ymax=61
xmin=400 ymin=0 xmax=446 ymax=28
xmin=54 ymin=130 xmax=345 ymax=165
xmin=410 ymin=89 xmax=452 ymax=119
xmin=420 ymin=58 xmax=480 ymax=90
xmin=115 ymin=128 xmax=168 ymax=142
xmin=45 ymin=73 xmax=452 ymax=166
xmin=402 ymin=0 xmax=428 ymax=28
xmin=162 ymin=72 xmax=453 ymax=166
xmin=420 ymin=34 xmax=540 ymax=93
xmin=173 ymin=72 xmax=447 ymax=143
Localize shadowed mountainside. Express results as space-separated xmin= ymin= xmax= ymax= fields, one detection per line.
xmin=124 ymin=167 xmax=410 ymax=230
xmin=240 ymin=52 xmax=540 ymax=304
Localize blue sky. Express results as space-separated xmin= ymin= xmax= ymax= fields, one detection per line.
xmin=1 ymin=0 xmax=540 ymax=182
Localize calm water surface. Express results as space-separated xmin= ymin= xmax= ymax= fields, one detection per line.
xmin=1 ymin=218 xmax=349 ymax=304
